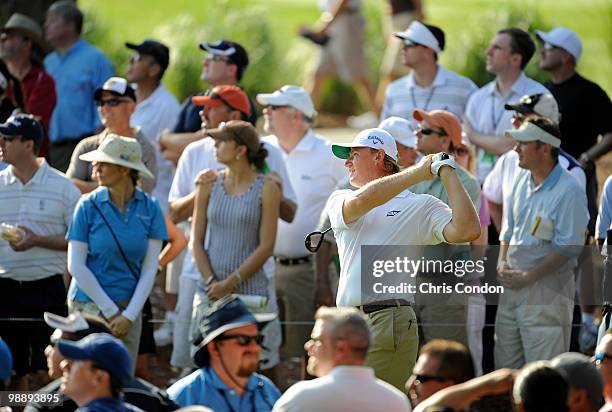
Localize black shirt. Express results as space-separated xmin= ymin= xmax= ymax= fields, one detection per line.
xmin=545 ymin=73 xmax=612 ymax=158
xmin=25 ymin=378 xmax=178 ymax=412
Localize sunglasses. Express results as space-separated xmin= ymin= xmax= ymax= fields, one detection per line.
xmin=413 ymin=374 xmax=447 ymax=384
xmin=418 ymin=127 xmax=447 ymax=137
xmin=402 ymin=41 xmax=423 ymax=49
xmin=543 ymin=42 xmax=560 ymax=51
xmin=205 ymin=54 xmax=230 ymax=63
xmin=215 ymin=334 xmax=264 ymax=346
xmin=96 ymin=98 xmax=130 ymax=107
xmin=266 ymin=105 xmax=290 ymax=111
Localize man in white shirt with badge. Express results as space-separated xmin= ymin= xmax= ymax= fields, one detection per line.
xmin=382 ymin=21 xmax=477 ymax=127
xmin=464 ymin=28 xmax=548 ymax=183
xmin=257 ymin=85 xmax=345 ymax=363
xmin=326 ymin=127 xmax=480 ymax=390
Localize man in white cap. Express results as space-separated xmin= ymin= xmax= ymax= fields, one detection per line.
xmin=496 ymin=116 xmax=588 ymax=368
xmin=382 ymin=21 xmax=477 ymax=128
xmin=536 ymin=27 xmax=612 ymax=244
xmin=464 ymin=28 xmax=548 ymax=183
xmin=326 ymin=127 xmax=480 ymax=389
xmin=66 ymin=76 xmax=157 ymax=194
xmin=0 ymin=13 xmax=56 ymax=158
xmin=257 ymin=85 xmax=345 ymax=363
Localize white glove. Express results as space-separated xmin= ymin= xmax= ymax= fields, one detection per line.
xmin=431 ymin=152 xmax=456 ymax=176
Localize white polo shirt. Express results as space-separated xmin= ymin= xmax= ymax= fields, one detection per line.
xmin=130 ymin=83 xmax=181 ymax=213
xmin=262 ymin=130 xmax=345 ymax=258
xmin=0 ymin=159 xmax=81 ymax=281
xmin=327 ymin=188 xmax=452 ymax=307
xmin=465 ymin=73 xmax=548 ymax=182
xmin=272 ymin=366 xmax=411 ymax=412
xmin=169 ymin=137 xmax=297 ymax=280
xmin=381 ymin=65 xmax=477 ymax=127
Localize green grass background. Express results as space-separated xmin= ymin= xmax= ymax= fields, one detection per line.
xmin=80 ymin=0 xmax=611 ymax=102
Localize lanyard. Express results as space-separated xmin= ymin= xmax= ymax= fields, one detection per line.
xmin=489 ymin=93 xmax=507 ymax=133
xmin=411 ymin=86 xmax=437 ymax=112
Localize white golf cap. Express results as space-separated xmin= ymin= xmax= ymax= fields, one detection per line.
xmin=505 ymin=122 xmax=561 ymax=148
xmin=504 ymin=93 xmax=560 ymax=123
xmin=536 ymin=27 xmax=582 ymax=61
xmin=332 ymin=128 xmax=399 ymax=162
xmin=378 ymin=116 xmax=417 ymax=149
xmin=393 ymin=21 xmax=442 ymax=54
xmin=256 ymin=85 xmax=316 ymax=118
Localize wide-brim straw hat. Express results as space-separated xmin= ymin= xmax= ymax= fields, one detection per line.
xmin=79 ymin=134 xmax=154 ymax=180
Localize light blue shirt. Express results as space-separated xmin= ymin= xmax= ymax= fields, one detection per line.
xmin=500 ymin=163 xmax=588 ymax=272
xmin=167 ymin=366 xmax=280 ymax=411
xmin=67 ymin=187 xmax=167 ymax=303
xmin=596 ymin=175 xmax=612 ymax=241
xmin=45 ymin=39 xmax=114 ymax=142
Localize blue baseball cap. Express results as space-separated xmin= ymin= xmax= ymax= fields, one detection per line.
xmin=0 ymin=338 xmax=12 ymax=383
xmin=0 ymin=114 xmax=43 ymax=143
xmin=56 ymin=333 xmax=132 ymax=382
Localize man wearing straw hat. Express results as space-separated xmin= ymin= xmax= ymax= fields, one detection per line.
xmin=0 ymin=13 xmax=56 ymax=158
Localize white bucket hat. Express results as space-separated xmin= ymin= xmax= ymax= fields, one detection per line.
xmin=79 ymin=134 xmax=154 ymax=180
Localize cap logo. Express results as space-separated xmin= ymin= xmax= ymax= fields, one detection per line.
xmin=368 ymin=135 xmax=384 ymax=145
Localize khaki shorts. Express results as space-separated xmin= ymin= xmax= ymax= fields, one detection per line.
xmin=316 ymin=11 xmax=369 ymax=82
xmin=380 ymin=11 xmax=417 ymax=76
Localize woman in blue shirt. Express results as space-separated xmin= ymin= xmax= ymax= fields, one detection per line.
xmin=67 ymin=135 xmax=167 ymax=367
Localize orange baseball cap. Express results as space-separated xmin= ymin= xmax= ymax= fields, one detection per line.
xmin=413 ymin=109 xmax=462 ymax=147
xmin=192 ymin=85 xmax=251 ymax=116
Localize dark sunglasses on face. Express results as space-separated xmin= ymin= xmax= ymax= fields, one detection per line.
xmin=418 ymin=127 xmax=447 ymax=137
xmin=215 ymin=334 xmax=264 ymax=346
xmin=266 ymin=105 xmax=290 ymax=111
xmin=402 ymin=41 xmax=423 ymax=49
xmin=205 ymin=55 xmax=230 ymax=63
xmin=543 ymin=42 xmax=560 ymax=51
xmin=413 ymin=374 xmax=447 ymax=384
xmin=96 ymin=98 xmax=129 ymax=107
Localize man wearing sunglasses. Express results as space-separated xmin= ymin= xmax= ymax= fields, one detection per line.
xmin=382 ymin=21 xmax=476 ymax=129
xmin=273 ymin=307 xmax=410 ymax=411
xmin=66 ymin=76 xmax=157 ymax=195
xmin=405 ymin=339 xmax=474 ymax=408
xmin=168 ymin=296 xmax=281 ymax=411
xmin=159 ymin=40 xmax=257 ymax=165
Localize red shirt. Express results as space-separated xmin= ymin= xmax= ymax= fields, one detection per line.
xmin=21 ymin=65 xmax=56 ymax=158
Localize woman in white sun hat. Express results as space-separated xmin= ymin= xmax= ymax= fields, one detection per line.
xmin=66 ymin=134 xmax=167 ymax=368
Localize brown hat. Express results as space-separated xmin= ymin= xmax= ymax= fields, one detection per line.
xmin=413 ymin=109 xmax=462 ymax=147
xmin=1 ymin=13 xmax=48 ymax=53
xmin=207 ymin=120 xmax=260 ymax=154
xmin=192 ymin=85 xmax=251 ymax=117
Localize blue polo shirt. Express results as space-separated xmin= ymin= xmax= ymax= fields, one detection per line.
xmin=45 ymin=39 xmax=114 ymax=142
xmin=167 ymin=366 xmax=280 ymax=411
xmin=500 ymin=163 xmax=588 ymax=272
xmin=67 ymin=187 xmax=167 ymax=303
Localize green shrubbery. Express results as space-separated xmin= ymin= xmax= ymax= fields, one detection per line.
xmin=82 ymin=2 xmax=590 ymax=114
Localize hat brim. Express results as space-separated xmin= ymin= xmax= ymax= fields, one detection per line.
xmin=0 ymin=123 xmax=20 ymax=137
xmin=207 ymin=128 xmax=234 ymax=141
xmin=331 ymin=144 xmax=354 ymax=159
xmin=192 ymin=95 xmax=223 ymax=107
xmin=504 ymin=103 xmax=531 ymax=115
xmin=55 ymin=339 xmax=90 ymax=361
xmin=79 ymin=149 xmax=155 ymax=180
xmin=44 ymin=312 xmax=89 ymax=333
xmin=256 ymin=93 xmax=289 ymax=107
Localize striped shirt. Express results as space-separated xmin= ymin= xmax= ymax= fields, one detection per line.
xmin=0 ymin=159 xmax=81 ymax=281
xmin=381 ymin=65 xmax=477 ymax=126
xmin=465 ymin=72 xmax=548 ymax=182
xmin=201 ymin=173 xmax=268 ymax=297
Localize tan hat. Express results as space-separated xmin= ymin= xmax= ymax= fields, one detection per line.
xmin=207 ymin=120 xmax=261 ymax=154
xmin=1 ymin=13 xmax=48 ymax=53
xmin=79 ymin=134 xmax=154 ymax=180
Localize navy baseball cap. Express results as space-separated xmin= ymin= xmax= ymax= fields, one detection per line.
xmin=125 ymin=39 xmax=170 ymax=71
xmin=0 ymin=114 xmax=43 ymax=143
xmin=199 ymin=40 xmax=249 ymax=71
xmin=193 ymin=296 xmax=275 ymax=367
xmin=56 ymin=333 xmax=132 ymax=382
